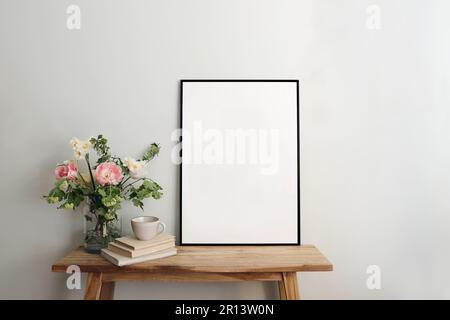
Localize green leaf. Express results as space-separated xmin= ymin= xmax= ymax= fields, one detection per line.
xmin=142 ymin=143 xmax=160 ymax=161
xmin=63 ymin=203 xmax=74 ymax=210
xmin=152 ymin=190 xmax=163 ymax=200
xmin=143 ymin=179 xmax=156 ymax=189
xmin=90 ymin=134 xmax=111 ymax=164
xmin=104 ymin=211 xmax=116 ymax=220
xmin=50 ymin=188 xmax=65 ymax=199
xmin=132 ymin=198 xmax=144 ymax=210
xmin=47 ymin=196 xmax=60 ymax=204
xmin=55 ymin=178 xmax=68 ymax=188
xmin=102 ymin=196 xmax=117 ymax=208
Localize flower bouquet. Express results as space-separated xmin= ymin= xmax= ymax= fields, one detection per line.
xmin=44 ymin=135 xmax=163 ymax=253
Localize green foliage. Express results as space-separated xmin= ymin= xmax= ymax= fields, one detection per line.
xmin=101 ymin=194 xmax=121 ymax=209
xmin=45 ymin=135 xmax=164 ymax=226
xmin=47 ymin=188 xmax=64 ymax=202
xmin=88 ymin=185 xmax=122 ymax=221
xmin=127 ymin=178 xmax=163 ymax=210
xmin=47 ymin=196 xmax=60 ymax=204
xmin=58 ymin=180 xmax=68 ymax=192
xmin=63 ymin=203 xmax=74 ymax=209
xmin=44 ymin=178 xmax=88 ymax=210
xmin=89 ymin=134 xmax=111 ymax=165
xmin=142 ymin=143 xmax=160 ymax=161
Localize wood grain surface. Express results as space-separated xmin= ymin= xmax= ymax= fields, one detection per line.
xmin=53 ymin=245 xmax=332 ymax=273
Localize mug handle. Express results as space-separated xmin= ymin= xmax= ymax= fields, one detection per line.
xmin=157 ymin=221 xmax=166 ymax=235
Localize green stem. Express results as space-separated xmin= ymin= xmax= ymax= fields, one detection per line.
xmin=94 ymin=217 xmax=102 ymax=232
xmin=121 ymin=176 xmax=131 ymax=186
xmin=77 ymin=172 xmax=87 ymax=185
xmin=85 ymin=154 xmax=96 ymax=191
xmin=122 ymin=178 xmax=143 ymax=191
xmin=74 ymin=160 xmax=87 ymax=185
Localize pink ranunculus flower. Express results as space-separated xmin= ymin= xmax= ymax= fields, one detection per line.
xmin=54 ymin=165 xmax=69 ymax=180
xmin=54 ymin=161 xmax=78 ymax=181
xmin=66 ymin=161 xmax=78 ymax=181
xmin=95 ymin=162 xmax=124 ymax=186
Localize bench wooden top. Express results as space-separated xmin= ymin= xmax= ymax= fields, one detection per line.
xmin=52 ymin=245 xmax=332 ymax=273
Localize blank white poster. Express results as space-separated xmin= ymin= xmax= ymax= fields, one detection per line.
xmin=181 ymin=80 xmax=299 ymax=244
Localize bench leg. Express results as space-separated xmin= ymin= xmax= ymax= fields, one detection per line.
xmin=278 ymin=272 xmax=300 ymax=300
xmin=84 ymin=272 xmax=103 ymax=300
xmin=278 ymin=279 xmax=287 ymax=300
xmin=99 ymin=281 xmax=115 ymax=300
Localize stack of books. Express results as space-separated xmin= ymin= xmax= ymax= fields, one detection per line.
xmin=101 ymin=234 xmax=177 ymax=266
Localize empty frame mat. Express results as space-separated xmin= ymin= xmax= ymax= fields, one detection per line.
xmin=181 ymin=80 xmax=299 ymax=244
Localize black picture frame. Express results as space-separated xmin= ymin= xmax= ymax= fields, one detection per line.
xmin=180 ymin=79 xmax=300 ymax=246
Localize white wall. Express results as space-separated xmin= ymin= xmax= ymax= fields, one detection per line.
xmin=1 ymin=0 xmax=449 ymax=299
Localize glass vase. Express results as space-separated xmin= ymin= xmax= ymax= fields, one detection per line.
xmin=83 ymin=214 xmax=122 ymax=254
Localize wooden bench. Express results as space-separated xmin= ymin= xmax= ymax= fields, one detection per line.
xmin=52 ymin=245 xmax=332 ymax=300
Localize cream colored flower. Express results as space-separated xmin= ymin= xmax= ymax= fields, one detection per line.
xmin=74 ymin=149 xmax=83 ymax=159
xmin=70 ymin=137 xmax=91 ymax=160
xmin=123 ymin=157 xmax=146 ymax=178
xmin=80 ymin=141 xmax=91 ymax=153
xmin=69 ymin=138 xmax=81 ymax=149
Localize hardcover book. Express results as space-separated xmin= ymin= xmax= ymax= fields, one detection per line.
xmin=108 ymin=240 xmax=175 ymax=258
xmin=101 ymin=247 xmax=177 ymax=267
xmin=115 ymin=234 xmax=175 ymax=250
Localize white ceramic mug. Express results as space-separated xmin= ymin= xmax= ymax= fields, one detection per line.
xmin=131 ymin=216 xmax=166 ymax=241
